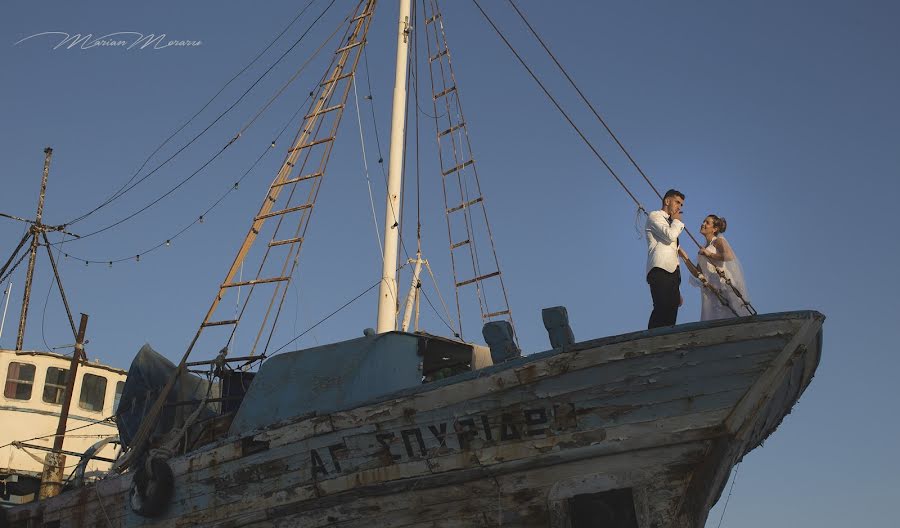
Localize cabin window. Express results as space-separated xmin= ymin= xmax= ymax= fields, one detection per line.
xmin=113 ymin=380 xmax=125 ymax=413
xmin=4 ymin=362 xmax=35 ymax=400
xmin=42 ymin=366 xmax=70 ymax=405
xmin=78 ymin=373 xmax=107 ymax=412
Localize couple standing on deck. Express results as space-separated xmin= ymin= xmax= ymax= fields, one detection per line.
xmin=645 ymin=189 xmax=751 ymax=329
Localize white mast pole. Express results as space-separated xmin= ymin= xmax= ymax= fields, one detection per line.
xmin=376 ymin=0 xmax=412 ymax=333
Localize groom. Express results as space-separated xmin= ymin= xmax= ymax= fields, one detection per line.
xmin=645 ymin=189 xmax=685 ymax=329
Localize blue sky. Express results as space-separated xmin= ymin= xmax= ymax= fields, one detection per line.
xmin=1 ymin=1 xmax=898 ymax=525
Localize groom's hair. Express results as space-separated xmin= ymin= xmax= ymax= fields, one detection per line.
xmin=662 ymin=189 xmax=685 ymax=206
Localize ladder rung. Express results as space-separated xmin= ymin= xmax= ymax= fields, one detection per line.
xmin=289 ymin=137 xmax=335 ymax=153
xmin=304 ymin=105 xmax=344 ymax=120
xmin=438 ymin=122 xmax=466 ymax=138
xmin=269 ymin=237 xmax=303 ymax=248
xmin=255 ymin=204 xmax=312 ymax=221
xmin=456 ymin=271 xmax=500 ymax=288
xmin=450 ymin=239 xmax=470 ymax=250
xmin=484 ymin=310 xmax=510 ymax=319
xmin=222 ymin=277 xmax=290 ymax=289
xmin=447 ymin=197 xmax=483 ymax=214
xmin=336 ymin=40 xmax=364 ymax=54
xmin=434 ymin=85 xmax=456 ymax=100
xmin=441 ymin=159 xmax=474 ymax=177
xmin=202 ymin=319 xmax=238 ymax=328
xmin=426 ymin=13 xmax=441 ymax=25
xmin=321 ymin=72 xmax=353 ymax=86
xmin=273 ymin=172 xmax=323 ymax=188
xmin=351 ymin=11 xmax=373 ymax=22
xmin=429 ymin=49 xmax=449 ymax=63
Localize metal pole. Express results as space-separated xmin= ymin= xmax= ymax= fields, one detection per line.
xmin=15 ymin=233 xmax=38 ymax=350
xmin=0 ymin=232 xmax=31 ymax=281
xmin=400 ymin=255 xmax=423 ymax=332
xmin=376 ymin=0 xmax=412 ymax=333
xmin=414 ymin=281 xmax=421 ymax=332
xmin=15 ymin=147 xmax=53 ymax=350
xmin=39 ymin=312 xmax=88 ymax=499
xmin=53 ymin=313 xmax=88 ymax=451
xmin=0 ymin=281 xmax=11 ymax=341
xmin=42 ymin=232 xmax=78 ymax=338
xmin=35 ymin=148 xmax=52 ymax=223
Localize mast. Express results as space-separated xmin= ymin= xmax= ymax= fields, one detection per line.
xmin=16 ymin=148 xmax=53 ymax=350
xmin=376 ymin=0 xmax=412 ymax=333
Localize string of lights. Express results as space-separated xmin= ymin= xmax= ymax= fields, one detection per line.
xmin=51 ymin=7 xmax=355 ymax=266
xmin=57 ymin=92 xmax=314 ymax=267
xmin=62 ymin=0 xmax=324 ymax=228
xmin=64 ymin=0 xmax=334 ymax=229
xmin=55 ymin=0 xmax=340 ymax=242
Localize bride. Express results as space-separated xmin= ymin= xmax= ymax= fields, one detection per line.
xmin=687 ymin=215 xmax=752 ymax=321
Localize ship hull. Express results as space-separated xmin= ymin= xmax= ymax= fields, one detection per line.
xmin=3 ymin=311 xmax=823 ymax=527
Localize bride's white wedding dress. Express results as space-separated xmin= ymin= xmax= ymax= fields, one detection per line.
xmin=691 ymin=235 xmax=751 ymax=321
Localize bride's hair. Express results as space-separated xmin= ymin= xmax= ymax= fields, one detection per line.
xmin=707 ymin=215 xmax=727 ymax=234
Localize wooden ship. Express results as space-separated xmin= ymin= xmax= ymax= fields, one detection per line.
xmin=1 ymin=1 xmax=824 ymax=526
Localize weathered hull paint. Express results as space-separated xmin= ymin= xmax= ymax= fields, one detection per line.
xmin=4 ymin=311 xmax=824 ymax=528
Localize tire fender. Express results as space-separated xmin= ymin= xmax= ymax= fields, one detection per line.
xmin=130 ymin=457 xmax=174 ymax=517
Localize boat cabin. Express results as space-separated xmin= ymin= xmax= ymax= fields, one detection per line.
xmin=0 ymin=349 xmax=125 ymax=507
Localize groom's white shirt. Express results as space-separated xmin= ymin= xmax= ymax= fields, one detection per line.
xmin=645 ymin=210 xmax=684 ymax=274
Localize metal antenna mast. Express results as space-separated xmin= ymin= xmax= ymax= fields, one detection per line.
xmin=0 ymin=147 xmax=81 ymax=348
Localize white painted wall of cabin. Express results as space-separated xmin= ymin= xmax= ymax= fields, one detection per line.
xmin=0 ymin=350 xmax=125 ymax=478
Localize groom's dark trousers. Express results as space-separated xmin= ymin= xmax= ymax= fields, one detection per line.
xmin=647 ymin=267 xmax=681 ymax=329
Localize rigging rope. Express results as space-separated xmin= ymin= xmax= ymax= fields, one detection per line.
xmin=55 ymin=0 xmax=339 ymax=242
xmin=56 ymin=41 xmax=339 ymax=266
xmin=413 ymin=12 xmax=423 ymax=248
xmin=506 ymin=0 xmax=663 ymax=202
xmin=475 ymin=0 xmax=755 ymax=316
xmin=353 ymin=75 xmax=385 ymax=258
xmin=0 ymin=414 xmax=117 ymax=451
xmin=716 ymin=463 xmax=741 ymax=528
xmin=270 ymin=277 xmax=383 ymax=355
xmin=57 ymin=6 xmax=356 ymax=268
xmin=360 ymin=39 xmax=458 ymax=335
xmin=235 ymin=8 xmax=350 ymax=139
xmin=64 ymin=0 xmax=324 ymax=227
xmin=40 ymin=232 xmax=71 ymax=351
xmin=471 ymin=0 xmax=646 ymax=213
xmin=0 ymin=247 xmax=29 ymax=285
xmin=424 ymin=260 xmax=459 ymax=336
xmin=0 ymin=231 xmax=32 ymax=283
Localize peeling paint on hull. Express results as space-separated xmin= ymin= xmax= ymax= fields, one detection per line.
xmin=4 ymin=311 xmax=824 ymax=528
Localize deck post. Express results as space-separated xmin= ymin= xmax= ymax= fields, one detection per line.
xmin=38 ymin=313 xmax=88 ymax=499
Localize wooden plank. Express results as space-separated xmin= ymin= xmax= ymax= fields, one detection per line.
xmin=724 ymin=314 xmax=821 ymax=434
xmin=26 ymin=424 xmax=712 ymax=527
xmin=329 ymin=318 xmax=796 ymax=430
xmin=155 ymin=408 xmax=727 ymax=525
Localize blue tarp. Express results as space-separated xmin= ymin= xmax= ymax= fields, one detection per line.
xmin=115 ymin=344 xmax=215 ymax=448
